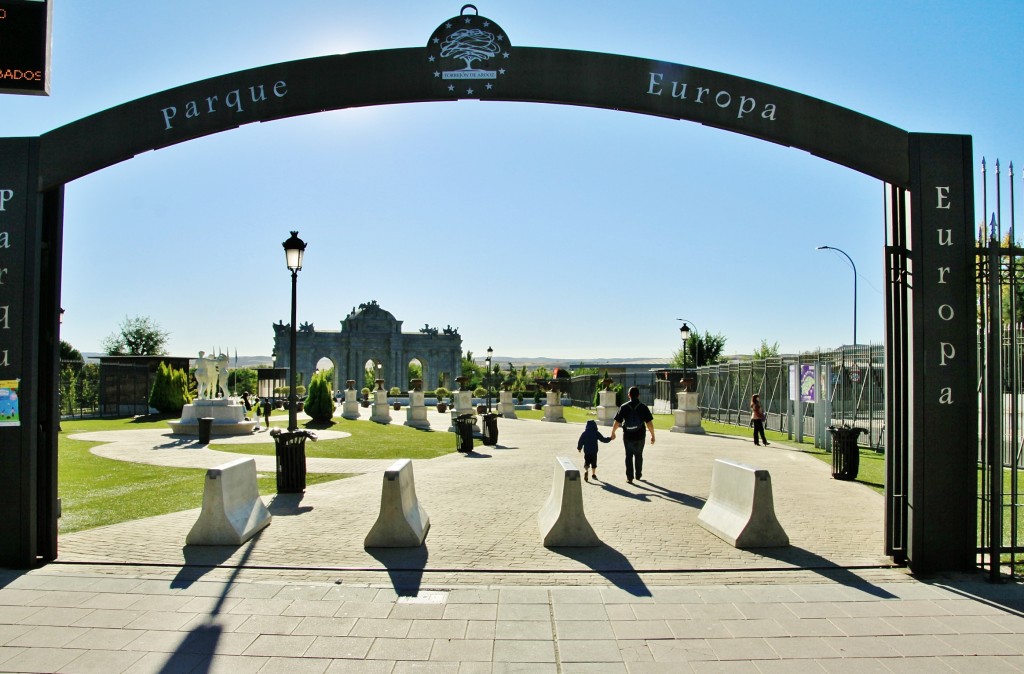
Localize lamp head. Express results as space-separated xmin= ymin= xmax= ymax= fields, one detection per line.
xmin=283 ymin=230 xmax=307 ymax=271
xmin=679 ymin=323 xmax=691 ymax=341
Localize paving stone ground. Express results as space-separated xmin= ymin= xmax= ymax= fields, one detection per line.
xmin=2 ymin=411 xmax=1022 ymax=672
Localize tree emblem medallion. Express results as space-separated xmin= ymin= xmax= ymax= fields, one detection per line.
xmin=427 ymin=5 xmax=511 ymax=98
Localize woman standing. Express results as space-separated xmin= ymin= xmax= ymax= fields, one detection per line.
xmin=750 ymin=394 xmax=769 ymax=446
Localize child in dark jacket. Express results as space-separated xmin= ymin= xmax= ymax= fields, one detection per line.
xmin=577 ymin=419 xmax=611 ymax=482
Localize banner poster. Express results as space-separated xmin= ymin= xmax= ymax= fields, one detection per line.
xmin=0 ymin=379 xmax=20 ymax=426
xmin=799 ymin=365 xmax=816 ymax=403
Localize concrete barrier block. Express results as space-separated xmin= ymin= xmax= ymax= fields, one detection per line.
xmin=186 ymin=457 xmax=272 ymax=546
xmin=538 ymin=456 xmax=601 ymax=547
xmin=364 ymin=459 xmax=430 ymax=547
xmin=697 ymin=459 xmax=789 ymax=548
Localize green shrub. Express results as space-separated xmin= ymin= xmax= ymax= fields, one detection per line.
xmin=148 ymin=362 xmax=192 ymax=414
xmin=473 ymin=386 xmax=487 ymax=398
xmin=389 ymin=386 xmax=402 ymax=396
xmin=304 ymin=372 xmax=334 ymax=422
xmin=435 ymin=386 xmax=450 ymax=402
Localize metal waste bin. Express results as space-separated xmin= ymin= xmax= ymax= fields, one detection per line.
xmin=197 ymin=417 xmax=214 ymax=445
xmin=273 ymin=430 xmax=311 ymax=493
xmin=454 ymin=414 xmax=476 ymax=453
xmin=827 ymin=426 xmax=866 ymax=480
xmin=482 ymin=413 xmax=499 ymax=446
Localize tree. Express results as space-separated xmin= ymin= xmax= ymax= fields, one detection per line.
xmin=102 ymin=315 xmax=170 ymax=356
xmin=148 ymin=362 xmax=192 ymax=414
xmin=751 ymin=339 xmax=781 ymax=360
xmin=670 ymin=331 xmax=727 ymax=368
xmin=304 ymin=371 xmax=335 ymax=423
xmin=60 ymin=340 xmax=83 ymax=363
xmin=228 ymin=368 xmax=258 ymax=395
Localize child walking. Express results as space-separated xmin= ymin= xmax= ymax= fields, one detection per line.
xmin=577 ymin=419 xmax=611 ymax=482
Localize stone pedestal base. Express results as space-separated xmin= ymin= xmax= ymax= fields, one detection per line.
xmin=542 ymin=391 xmax=566 ymax=423
xmin=498 ymin=391 xmax=517 ymax=419
xmin=597 ymin=390 xmax=618 ymax=427
xmin=450 ymin=390 xmax=480 ymax=432
xmin=670 ymin=391 xmax=705 ymax=434
xmin=169 ymin=398 xmax=256 ymax=436
xmin=405 ymin=391 xmax=430 ymax=429
xmin=341 ymin=387 xmax=360 ymax=420
xmin=370 ymin=389 xmax=392 ymax=424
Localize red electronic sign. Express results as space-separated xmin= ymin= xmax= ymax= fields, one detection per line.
xmin=0 ymin=0 xmax=50 ymax=95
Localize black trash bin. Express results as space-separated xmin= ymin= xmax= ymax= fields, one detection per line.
xmin=273 ymin=430 xmax=310 ymax=493
xmin=482 ymin=413 xmax=499 ymax=446
xmin=454 ymin=414 xmax=476 ymax=453
xmin=827 ymin=425 xmax=866 ymax=480
xmin=197 ymin=417 xmax=214 ymax=445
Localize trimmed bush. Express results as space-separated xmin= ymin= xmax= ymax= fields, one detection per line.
xmin=149 ymin=362 xmax=192 ymax=414
xmin=304 ymin=371 xmax=335 ymax=422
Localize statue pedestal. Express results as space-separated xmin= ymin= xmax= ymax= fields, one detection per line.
xmin=597 ymin=389 xmax=618 ymax=427
xmin=671 ymin=391 xmax=705 ymax=434
xmin=371 ymin=389 xmax=392 ymax=424
xmin=450 ymin=390 xmax=480 ymax=432
xmin=497 ymin=390 xmax=517 ymax=419
xmin=405 ymin=390 xmax=430 ymax=429
xmin=169 ymin=398 xmax=256 ymax=436
xmin=342 ymin=387 xmax=360 ymax=420
xmin=542 ymin=391 xmax=565 ymax=423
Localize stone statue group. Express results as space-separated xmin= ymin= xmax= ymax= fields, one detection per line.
xmin=195 ymin=351 xmax=231 ymax=400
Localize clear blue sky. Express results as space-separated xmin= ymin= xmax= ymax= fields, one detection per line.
xmin=4 ymin=1 xmax=1021 ymax=361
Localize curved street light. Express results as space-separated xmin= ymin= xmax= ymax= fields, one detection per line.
xmin=676 ymin=318 xmax=701 ymax=369
xmin=816 ymin=245 xmax=857 ymax=348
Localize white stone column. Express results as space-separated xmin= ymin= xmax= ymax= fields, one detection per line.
xmin=542 ymin=390 xmax=565 ymax=423
xmin=341 ymin=381 xmax=360 ymax=420
xmin=370 ymin=382 xmax=392 ymax=424
xmin=597 ymin=389 xmax=618 ymax=427
xmin=405 ymin=389 xmax=430 ymax=429
xmin=670 ymin=391 xmax=705 ymax=434
xmin=450 ymin=389 xmax=480 ymax=433
xmin=497 ymin=390 xmax=517 ymax=419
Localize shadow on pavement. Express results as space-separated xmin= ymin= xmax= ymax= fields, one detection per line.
xmin=636 ymin=480 xmax=706 ymax=509
xmin=365 ymin=545 xmax=429 ymax=597
xmin=161 ymin=534 xmax=260 ymax=673
xmin=549 ymin=543 xmax=652 ymax=597
xmin=753 ymin=544 xmax=898 ymax=598
xmin=597 ymin=481 xmax=650 ymax=501
xmin=267 ymin=492 xmax=314 ymax=516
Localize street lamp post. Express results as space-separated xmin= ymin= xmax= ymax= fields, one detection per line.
xmin=485 ymin=346 xmax=493 ymax=412
xmin=676 ymin=318 xmax=700 ymax=369
xmin=816 ymin=245 xmax=857 ymax=348
xmin=283 ymin=231 xmax=306 ymax=431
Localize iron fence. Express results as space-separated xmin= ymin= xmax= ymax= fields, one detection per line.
xmin=695 ymin=345 xmax=886 ymax=451
xmin=977 ymin=156 xmax=1024 ymax=580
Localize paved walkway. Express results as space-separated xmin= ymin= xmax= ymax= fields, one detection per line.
xmin=1 ymin=412 xmax=1022 ymax=672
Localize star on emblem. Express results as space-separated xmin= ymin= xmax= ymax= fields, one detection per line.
xmin=503 ymin=52 xmax=510 ymax=58
xmin=448 ymin=84 xmax=455 ymax=92
xmin=433 ymin=71 xmax=441 ymax=78
xmin=467 ymin=87 xmax=475 ymax=95
xmin=446 ymin=22 xmax=452 ymax=29
xmin=428 ymin=55 xmax=436 ymax=62
xmin=464 ymin=17 xmax=472 ymax=24
xmin=483 ymin=21 xmax=490 ymax=27
xmin=432 ymin=37 xmax=440 ymax=44
xmin=485 ymin=83 xmax=493 ymax=90
xmin=499 ymin=69 xmax=506 ymax=75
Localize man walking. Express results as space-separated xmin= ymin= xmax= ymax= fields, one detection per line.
xmin=609 ymin=386 xmax=655 ymax=484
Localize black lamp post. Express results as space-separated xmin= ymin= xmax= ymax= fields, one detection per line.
xmin=485 ymin=346 xmax=493 ymax=412
xmin=283 ymin=230 xmax=306 ymax=431
xmin=676 ymin=318 xmax=701 ymax=370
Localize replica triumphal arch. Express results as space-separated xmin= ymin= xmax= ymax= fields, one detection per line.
xmin=0 ymin=7 xmax=975 ymax=572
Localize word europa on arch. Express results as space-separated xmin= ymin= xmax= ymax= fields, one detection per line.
xmin=646 ymin=72 xmax=778 ymax=121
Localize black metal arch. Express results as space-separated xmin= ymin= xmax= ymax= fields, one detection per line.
xmin=38 ymin=47 xmax=910 ymax=191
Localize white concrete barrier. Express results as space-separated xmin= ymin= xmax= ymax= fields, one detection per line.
xmin=538 ymin=456 xmax=601 ymax=547
xmin=364 ymin=459 xmax=430 ymax=547
xmin=186 ymin=457 xmax=272 ymax=546
xmin=697 ymin=459 xmax=789 ymax=548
